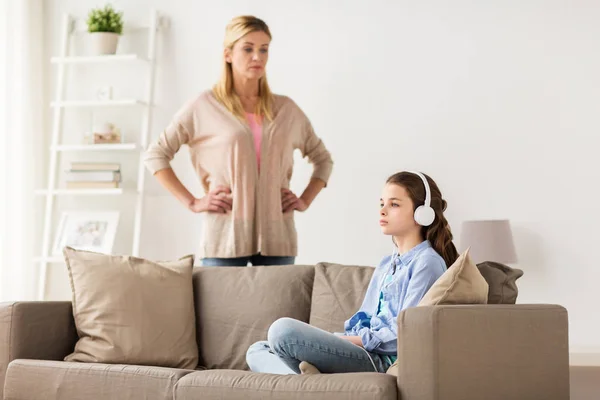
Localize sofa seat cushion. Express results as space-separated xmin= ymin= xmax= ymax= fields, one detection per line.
xmin=174 ymin=369 xmax=397 ymax=400
xmin=4 ymin=360 xmax=192 ymax=400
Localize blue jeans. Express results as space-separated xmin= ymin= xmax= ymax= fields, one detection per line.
xmin=201 ymin=253 xmax=295 ymax=267
xmin=246 ymin=318 xmax=388 ymax=374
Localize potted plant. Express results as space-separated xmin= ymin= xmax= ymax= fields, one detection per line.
xmin=87 ymin=4 xmax=124 ymax=55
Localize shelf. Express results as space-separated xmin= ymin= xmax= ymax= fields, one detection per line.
xmin=72 ymin=20 xmax=154 ymax=34
xmin=51 ymin=99 xmax=147 ymax=108
xmin=51 ymin=54 xmax=149 ymax=64
xmin=68 ymin=15 xmax=168 ymax=34
xmin=52 ymin=143 xmax=139 ymax=152
xmin=34 ymin=256 xmax=65 ymax=263
xmin=34 ymin=188 xmax=124 ymax=196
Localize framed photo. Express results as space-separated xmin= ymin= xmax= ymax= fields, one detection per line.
xmin=52 ymin=211 xmax=120 ymax=256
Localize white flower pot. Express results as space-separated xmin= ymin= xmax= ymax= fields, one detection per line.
xmin=89 ymin=32 xmax=119 ymax=55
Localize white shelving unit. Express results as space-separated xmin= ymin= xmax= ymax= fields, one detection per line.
xmin=51 ymin=54 xmax=148 ymax=64
xmin=52 ymin=143 xmax=138 ymax=152
xmin=36 ymin=11 xmax=164 ymax=300
xmin=34 ymin=256 xmax=70 ymax=263
xmin=50 ymin=99 xmax=147 ymax=108
xmin=35 ymin=188 xmax=125 ymax=196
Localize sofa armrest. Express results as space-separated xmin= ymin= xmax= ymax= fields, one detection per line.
xmin=396 ymin=304 xmax=569 ymax=400
xmin=0 ymin=301 xmax=77 ymax=398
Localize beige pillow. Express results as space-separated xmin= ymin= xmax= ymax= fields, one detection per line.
xmin=63 ymin=247 xmax=198 ymax=369
xmin=418 ymin=249 xmax=489 ymax=306
xmin=193 ymin=265 xmax=314 ymax=370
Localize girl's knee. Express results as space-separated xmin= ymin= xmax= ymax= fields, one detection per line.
xmin=267 ymin=317 xmax=299 ymax=351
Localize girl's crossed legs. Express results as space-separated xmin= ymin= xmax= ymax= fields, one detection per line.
xmin=246 ymin=318 xmax=388 ymax=374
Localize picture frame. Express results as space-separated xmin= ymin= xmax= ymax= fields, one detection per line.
xmin=52 ymin=211 xmax=120 ymax=256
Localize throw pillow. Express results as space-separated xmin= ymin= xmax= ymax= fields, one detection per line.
xmin=386 ymin=360 xmax=399 ymax=376
xmin=309 ymin=263 xmax=375 ymax=333
xmin=418 ymin=249 xmax=489 ymax=306
xmin=476 ymin=261 xmax=523 ymax=304
xmin=193 ymin=265 xmax=315 ymax=370
xmin=63 ymin=247 xmax=198 ymax=369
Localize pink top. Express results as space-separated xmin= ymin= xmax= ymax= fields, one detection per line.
xmin=246 ymin=113 xmax=262 ymax=171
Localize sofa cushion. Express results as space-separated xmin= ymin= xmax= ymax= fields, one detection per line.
xmin=174 ymin=369 xmax=397 ymax=400
xmin=3 ymin=360 xmax=192 ymax=400
xmin=477 ymin=261 xmax=523 ymax=304
xmin=309 ymin=263 xmax=374 ymax=333
xmin=193 ymin=265 xmax=314 ymax=370
xmin=63 ymin=247 xmax=198 ymax=369
xmin=418 ymin=249 xmax=489 ymax=306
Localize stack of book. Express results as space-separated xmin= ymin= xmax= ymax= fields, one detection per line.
xmin=65 ymin=162 xmax=121 ymax=189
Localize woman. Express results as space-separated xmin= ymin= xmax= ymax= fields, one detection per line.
xmin=246 ymin=171 xmax=458 ymax=373
xmin=144 ymin=16 xmax=333 ymax=266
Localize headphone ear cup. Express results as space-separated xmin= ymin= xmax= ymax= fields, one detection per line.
xmin=414 ymin=205 xmax=435 ymax=226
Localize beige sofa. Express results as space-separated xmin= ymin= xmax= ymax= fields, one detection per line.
xmin=0 ymin=263 xmax=569 ymax=400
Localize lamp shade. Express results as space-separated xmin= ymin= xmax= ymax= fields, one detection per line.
xmin=459 ymin=219 xmax=517 ymax=264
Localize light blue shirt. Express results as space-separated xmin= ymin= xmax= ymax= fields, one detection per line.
xmin=343 ymin=240 xmax=447 ymax=355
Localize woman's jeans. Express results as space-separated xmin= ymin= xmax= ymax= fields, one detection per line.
xmin=246 ymin=318 xmax=388 ymax=374
xmin=202 ymin=253 xmax=295 ymax=266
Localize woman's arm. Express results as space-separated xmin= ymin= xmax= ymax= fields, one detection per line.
xmin=299 ymin=119 xmax=333 ymax=187
xmin=145 ymin=99 xmax=232 ymax=214
xmin=299 ymin=178 xmax=326 ymax=208
xmin=281 ymin=105 xmax=333 ymax=213
xmin=154 ymin=168 xmax=232 ymax=213
xmin=154 ymin=168 xmax=195 ymax=208
xmin=281 ymin=178 xmax=326 ymax=213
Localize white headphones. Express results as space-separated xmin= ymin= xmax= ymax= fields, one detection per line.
xmin=408 ymin=171 xmax=436 ymax=226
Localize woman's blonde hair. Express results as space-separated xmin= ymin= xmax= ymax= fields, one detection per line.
xmin=212 ymin=16 xmax=274 ymax=121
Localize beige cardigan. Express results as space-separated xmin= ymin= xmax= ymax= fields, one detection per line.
xmin=144 ymin=91 xmax=333 ymax=258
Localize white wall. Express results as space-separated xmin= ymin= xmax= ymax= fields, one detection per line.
xmin=42 ymin=0 xmax=600 ymax=353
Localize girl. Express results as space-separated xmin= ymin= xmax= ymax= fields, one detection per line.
xmin=246 ymin=171 xmax=458 ymax=373
xmin=144 ymin=16 xmax=333 ymax=267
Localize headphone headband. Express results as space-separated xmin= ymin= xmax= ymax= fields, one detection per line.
xmin=408 ymin=171 xmax=431 ymax=208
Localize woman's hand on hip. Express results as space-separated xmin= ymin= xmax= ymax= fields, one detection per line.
xmin=189 ymin=186 xmax=232 ymax=213
xmin=281 ymin=188 xmax=308 ymax=213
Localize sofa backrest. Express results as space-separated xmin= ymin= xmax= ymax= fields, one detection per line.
xmin=192 ymin=265 xmax=315 ymax=370
xmin=309 ymin=263 xmax=374 ymax=333
xmin=191 ymin=261 xmax=520 ymax=371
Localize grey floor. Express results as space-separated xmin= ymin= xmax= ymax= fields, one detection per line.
xmin=570 ymin=366 xmax=600 ymax=400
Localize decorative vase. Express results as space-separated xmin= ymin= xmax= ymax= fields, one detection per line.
xmin=89 ymin=32 xmax=119 ymax=55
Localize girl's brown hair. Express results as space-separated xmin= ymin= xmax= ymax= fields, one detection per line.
xmin=387 ymin=171 xmax=458 ymax=267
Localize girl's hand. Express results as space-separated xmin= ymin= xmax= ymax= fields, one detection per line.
xmin=339 ymin=335 xmax=364 ymax=347
xmin=281 ymin=189 xmax=308 ymax=213
xmin=189 ymin=186 xmax=232 ymax=213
